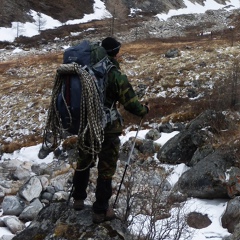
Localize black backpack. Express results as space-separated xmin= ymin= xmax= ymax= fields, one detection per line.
xmin=56 ymin=40 xmax=114 ymax=135
xmin=41 ymin=40 xmax=117 ymax=156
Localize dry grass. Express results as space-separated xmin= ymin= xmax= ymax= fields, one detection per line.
xmin=1 ymin=36 xmax=240 ymax=153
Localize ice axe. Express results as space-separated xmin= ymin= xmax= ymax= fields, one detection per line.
xmin=113 ymin=117 xmax=144 ymax=208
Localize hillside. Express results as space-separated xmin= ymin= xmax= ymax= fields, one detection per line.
xmin=1 ymin=1 xmax=240 ymax=154
xmin=2 ymin=2 xmax=240 ymax=239
xmin=1 ymin=35 xmax=240 ymax=155
xmin=0 ymin=0 xmax=231 ymax=28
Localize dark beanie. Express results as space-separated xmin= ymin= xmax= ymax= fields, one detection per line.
xmin=102 ymin=37 xmax=121 ymax=57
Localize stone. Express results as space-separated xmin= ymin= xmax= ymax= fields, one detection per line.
xmin=3 ymin=216 xmax=25 ymax=234
xmin=19 ymin=199 xmax=43 ymax=221
xmin=187 ymin=212 xmax=212 ymax=229
xmin=2 ymin=196 xmax=25 ymax=216
xmin=18 ymin=176 xmax=43 ymax=202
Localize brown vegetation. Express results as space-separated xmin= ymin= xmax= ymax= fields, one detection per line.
xmin=1 ymin=26 xmax=240 ymax=153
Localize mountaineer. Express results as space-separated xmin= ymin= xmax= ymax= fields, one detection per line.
xmin=72 ymin=37 xmax=149 ymax=223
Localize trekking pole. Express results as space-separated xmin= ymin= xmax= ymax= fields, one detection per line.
xmin=67 ymin=184 xmax=74 ymax=206
xmin=113 ymin=117 xmax=143 ymax=208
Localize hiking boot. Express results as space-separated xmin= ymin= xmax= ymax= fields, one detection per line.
xmin=38 ymin=146 xmax=53 ymax=159
xmin=92 ymin=207 xmax=116 ymax=224
xmin=73 ymin=199 xmax=84 ymax=210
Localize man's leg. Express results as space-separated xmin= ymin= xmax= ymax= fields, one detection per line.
xmin=72 ymin=168 xmax=90 ymax=210
xmin=92 ymin=134 xmax=120 ymax=222
xmin=72 ymin=149 xmax=95 ymax=210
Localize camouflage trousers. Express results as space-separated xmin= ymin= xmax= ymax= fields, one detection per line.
xmin=72 ymin=133 xmax=120 ymax=213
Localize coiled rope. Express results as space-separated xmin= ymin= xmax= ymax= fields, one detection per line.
xmin=42 ymin=63 xmax=105 ymax=168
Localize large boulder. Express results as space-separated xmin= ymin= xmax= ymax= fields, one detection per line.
xmin=175 ymin=147 xmax=235 ymax=198
xmin=157 ymin=110 xmax=230 ymax=165
xmin=18 ymin=176 xmax=43 ymax=202
xmin=156 ymin=129 xmax=202 ymax=164
xmin=12 ymin=203 xmax=131 ymax=240
xmin=2 ymin=196 xmax=25 ymax=216
xmin=222 ymin=197 xmax=240 ymax=234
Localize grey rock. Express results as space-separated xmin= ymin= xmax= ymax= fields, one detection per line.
xmin=119 ymin=139 xmax=140 ymax=163
xmin=0 ymin=235 xmax=14 ymax=240
xmin=189 ymin=145 xmax=215 ymax=167
xmin=176 ymin=147 xmax=234 ymax=198
xmin=225 ymin=167 xmax=240 ymax=198
xmin=45 ymin=186 xmax=55 ymax=194
xmin=138 ymin=139 xmax=156 ymax=154
xmin=3 ymin=216 xmax=25 ymax=234
xmin=187 ymin=88 xmax=198 ymax=98
xmin=229 ymin=221 xmax=240 ymax=240
xmin=165 ymin=48 xmax=181 ymax=58
xmin=222 ymin=197 xmax=240 ymax=234
xmin=12 ymin=203 xmax=131 ymax=240
xmin=41 ymin=192 xmax=53 ymax=201
xmin=52 ymin=191 xmax=69 ymax=202
xmin=2 ymin=196 xmax=25 ymax=216
xmin=145 ymin=129 xmax=161 ymax=140
xmin=157 ymin=110 xmax=229 ymax=165
xmin=187 ymin=212 xmax=212 ymax=229
xmin=0 ymin=218 xmax=5 ymax=227
xmin=159 ymin=123 xmax=173 ymax=133
xmin=18 ymin=176 xmax=43 ymax=202
xmin=157 ymin=130 xmax=198 ymax=164
xmin=12 ymin=166 xmax=31 ymax=181
xmin=173 ymin=122 xmax=185 ymax=131
xmin=31 ymin=163 xmax=48 ymax=175
xmin=19 ymin=198 xmax=43 ymax=221
xmin=39 ymin=176 xmax=49 ymax=191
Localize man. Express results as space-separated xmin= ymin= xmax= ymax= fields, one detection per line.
xmin=72 ymin=37 xmax=149 ymax=223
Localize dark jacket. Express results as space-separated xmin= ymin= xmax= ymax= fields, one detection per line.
xmin=104 ymin=57 xmax=148 ymax=134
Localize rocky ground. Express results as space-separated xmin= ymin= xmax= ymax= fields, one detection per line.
xmin=1 ymin=33 xmax=240 ymax=153
xmin=0 ymin=0 xmax=231 ymax=28
xmin=1 ymin=2 xmax=240 ymax=240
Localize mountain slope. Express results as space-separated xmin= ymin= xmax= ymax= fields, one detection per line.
xmin=0 ymin=0 xmax=233 ymax=27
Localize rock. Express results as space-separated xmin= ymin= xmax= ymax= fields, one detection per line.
xmin=52 ymin=191 xmax=69 ymax=202
xmin=157 ymin=130 xmax=198 ymax=164
xmin=45 ymin=186 xmax=55 ymax=194
xmin=0 ymin=218 xmax=5 ymax=227
xmin=167 ymin=191 xmax=188 ymax=205
xmin=50 ymin=172 xmax=72 ymax=192
xmin=31 ymin=163 xmax=48 ymax=175
xmin=19 ymin=199 xmax=43 ymax=221
xmin=222 ymin=197 xmax=240 ymax=233
xmin=2 ymin=196 xmax=25 ymax=216
xmin=187 ymin=212 xmax=212 ymax=229
xmin=189 ymin=145 xmax=215 ymax=167
xmin=3 ymin=216 xmax=25 ymax=234
xmin=187 ymin=110 xmax=229 ymax=133
xmin=229 ymin=221 xmax=240 ymax=240
xmin=145 ymin=129 xmax=161 ymax=140
xmin=165 ymin=48 xmax=181 ymax=58
xmin=187 ymin=88 xmax=198 ymax=98
xmin=158 ymin=123 xmax=173 ymax=133
xmin=173 ymin=122 xmax=185 ymax=131
xmin=225 ymin=167 xmax=240 ymax=198
xmin=119 ymin=139 xmax=140 ymax=163
xmin=0 ymin=235 xmax=14 ymax=240
xmin=176 ymin=147 xmax=235 ymax=198
xmin=12 ymin=166 xmax=31 ymax=180
xmin=41 ymin=192 xmax=53 ymax=202
xmin=18 ymin=176 xmax=43 ymax=202
xmin=39 ymin=176 xmax=49 ymax=191
xmin=157 ymin=110 xmax=229 ymax=165
xmin=12 ymin=203 xmax=131 ymax=240
xmin=138 ymin=139 xmax=156 ymax=155
xmin=1 ymin=159 xmax=22 ymax=169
